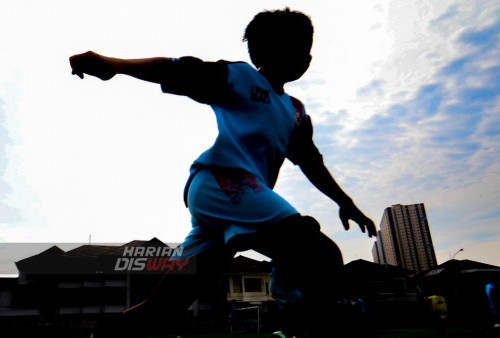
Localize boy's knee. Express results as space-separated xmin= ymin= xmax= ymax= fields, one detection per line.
xmin=274 ymin=214 xmax=320 ymax=236
xmin=300 ymin=215 xmax=320 ymax=233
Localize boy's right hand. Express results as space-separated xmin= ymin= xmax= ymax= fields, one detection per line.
xmin=69 ymin=51 xmax=116 ymax=80
xmin=338 ymin=199 xmax=377 ymax=238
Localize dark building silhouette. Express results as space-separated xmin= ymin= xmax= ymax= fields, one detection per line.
xmin=1 ymin=239 xmax=499 ymax=335
xmin=416 ymin=259 xmax=500 ymax=326
xmin=0 ymin=239 xmax=276 ymax=335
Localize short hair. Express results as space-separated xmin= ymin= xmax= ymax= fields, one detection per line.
xmin=243 ymin=8 xmax=314 ymax=68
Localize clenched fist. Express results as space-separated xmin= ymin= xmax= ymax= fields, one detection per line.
xmin=69 ymin=51 xmax=116 ymax=80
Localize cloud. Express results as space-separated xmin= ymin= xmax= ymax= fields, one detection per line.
xmin=473 ymin=210 xmax=500 ymax=221
xmin=430 ymin=4 xmax=459 ymax=26
xmin=347 ymin=4 xmax=499 ymax=176
xmin=0 ymin=101 xmax=22 ymax=225
xmin=356 ymin=79 xmax=385 ymax=98
xmin=458 ymin=21 xmax=500 ymax=47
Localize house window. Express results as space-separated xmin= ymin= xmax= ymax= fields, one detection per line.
xmin=233 ymin=276 xmax=242 ymax=293
xmin=244 ymin=278 xmax=262 ymax=292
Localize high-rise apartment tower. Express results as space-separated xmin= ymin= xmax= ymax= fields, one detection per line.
xmin=372 ymin=203 xmax=437 ymax=274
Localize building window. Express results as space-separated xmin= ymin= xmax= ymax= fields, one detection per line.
xmin=244 ymin=278 xmax=262 ymax=292
xmin=233 ymin=276 xmax=242 ymax=293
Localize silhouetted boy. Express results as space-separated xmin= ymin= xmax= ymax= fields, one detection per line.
xmin=70 ymin=8 xmax=376 ymax=337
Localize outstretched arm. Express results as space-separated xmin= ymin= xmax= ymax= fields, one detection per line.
xmin=286 ymin=116 xmax=377 ymax=238
xmin=69 ymin=51 xmax=228 ymax=103
xmin=69 ymin=51 xmax=173 ymax=82
xmin=300 ymin=159 xmax=377 ymax=237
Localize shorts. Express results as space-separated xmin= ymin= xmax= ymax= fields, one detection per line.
xmin=180 ymin=167 xmax=298 ymax=257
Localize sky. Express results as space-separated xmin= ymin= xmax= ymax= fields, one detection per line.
xmin=1 ymin=0 xmax=499 ymax=273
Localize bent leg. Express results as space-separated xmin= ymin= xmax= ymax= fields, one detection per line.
xmin=228 ymin=214 xmax=345 ymax=336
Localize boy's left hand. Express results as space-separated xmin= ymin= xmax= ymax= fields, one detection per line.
xmin=338 ymin=201 xmax=377 ymax=238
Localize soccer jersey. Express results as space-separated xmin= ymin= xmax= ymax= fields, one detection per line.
xmin=191 ymin=61 xmax=305 ymax=188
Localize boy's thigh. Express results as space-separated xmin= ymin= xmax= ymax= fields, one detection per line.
xmin=228 ymin=214 xmax=343 ymax=272
xmin=274 ymin=220 xmax=343 ymax=289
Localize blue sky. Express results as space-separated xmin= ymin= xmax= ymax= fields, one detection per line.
xmin=0 ymin=0 xmax=499 ymax=273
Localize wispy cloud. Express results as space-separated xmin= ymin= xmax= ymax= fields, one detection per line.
xmin=0 ymin=101 xmax=21 ymax=226
xmin=356 ymin=79 xmax=385 ymax=98
xmin=287 ymin=1 xmax=500 ymax=264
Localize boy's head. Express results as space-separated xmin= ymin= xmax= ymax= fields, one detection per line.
xmin=244 ymin=8 xmax=314 ymax=83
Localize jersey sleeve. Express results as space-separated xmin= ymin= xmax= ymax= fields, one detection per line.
xmin=160 ymin=57 xmax=229 ymax=104
xmin=285 ymin=113 xmax=324 ymax=168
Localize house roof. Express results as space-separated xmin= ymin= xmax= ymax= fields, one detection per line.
xmin=15 ymin=245 xmax=65 ymax=266
xmin=64 ymin=244 xmax=124 ymax=257
xmin=120 ymin=237 xmax=169 ymax=248
xmin=14 ymin=239 xmax=273 ymax=276
xmin=344 ymin=259 xmax=412 ymax=281
xmin=15 ymin=238 xmax=170 ymax=275
xmin=226 ymin=255 xmax=272 ymax=273
xmin=437 ymin=259 xmax=499 ymax=270
xmin=423 ymin=259 xmax=500 ymax=278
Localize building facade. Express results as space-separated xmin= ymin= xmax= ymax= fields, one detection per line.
xmin=372 ymin=203 xmax=437 ymax=274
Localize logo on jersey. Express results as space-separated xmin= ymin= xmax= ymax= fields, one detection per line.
xmin=290 ymin=96 xmax=305 ymax=126
xmin=250 ymin=86 xmax=270 ymax=104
